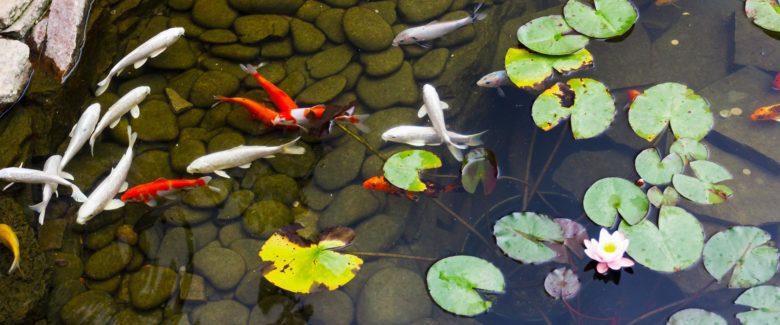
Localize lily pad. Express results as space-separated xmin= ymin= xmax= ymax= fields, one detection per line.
xmin=647 ymin=186 xmax=679 ymax=208
xmin=618 ymin=206 xmax=704 ymax=272
xmin=383 ymin=150 xmax=442 ymax=192
xmin=672 ymin=160 xmax=733 ymax=205
xmin=426 ymin=255 xmax=505 ymax=317
xmin=628 ymin=83 xmax=713 ymax=141
xmin=667 ymin=308 xmax=727 ymax=325
xmin=493 ymin=212 xmax=564 ymax=264
xmin=703 ymin=226 xmax=779 ymax=288
xmin=563 ymin=0 xmax=638 ymax=38
xmin=669 ymin=138 xmax=708 ymax=164
xmin=258 ymin=226 xmax=363 ymax=293
xmin=504 ymin=48 xmax=594 ymax=90
xmin=583 ymin=177 xmax=649 ymax=227
xmin=746 ymin=0 xmax=780 ymax=33
xmin=634 ymin=149 xmax=683 ymax=185
xmin=532 ymin=78 xmax=616 ymax=139
xmin=735 ymin=285 xmax=780 ymax=323
xmin=461 ymin=148 xmax=499 ymax=195
xmin=517 ymin=15 xmax=590 ymax=55
xmin=544 ymin=267 xmax=580 ymax=300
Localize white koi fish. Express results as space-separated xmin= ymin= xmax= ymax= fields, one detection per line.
xmin=382 ymin=126 xmax=485 ymax=147
xmin=419 ymin=84 xmax=466 ymax=161
xmin=77 ymin=126 xmax=137 ymax=224
xmin=95 ymin=27 xmax=185 ymax=96
xmin=477 ymin=70 xmax=511 ymax=97
xmin=59 ymin=103 xmax=100 ymax=174
xmin=30 ymin=155 xmax=65 ymax=225
xmin=392 ymin=4 xmax=487 ymax=47
xmin=187 ymin=138 xmax=305 ymax=178
xmin=89 ymin=86 xmax=150 ymax=154
xmin=0 ymin=165 xmax=86 ymax=203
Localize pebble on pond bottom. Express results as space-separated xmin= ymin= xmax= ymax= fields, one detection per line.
xmin=719 ymin=109 xmax=731 ymax=118
xmin=742 ymin=168 xmax=751 ymax=176
xmin=730 ymin=107 xmax=743 ymax=116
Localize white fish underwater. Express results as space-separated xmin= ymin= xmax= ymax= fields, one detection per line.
xmin=30 ymin=155 xmax=64 ymax=225
xmin=77 ymin=126 xmax=137 ymax=225
xmin=95 ymin=27 xmax=185 ymax=96
xmin=90 ymin=86 xmax=150 ymax=154
xmin=392 ymin=4 xmax=487 ymax=47
xmin=187 ymin=138 xmax=305 ymax=178
xmin=0 ymin=166 xmax=87 ymax=203
xmin=477 ymin=70 xmax=511 ymax=97
xmin=382 ymin=126 xmax=485 ymax=147
xmin=59 ymin=103 xmax=101 ymax=174
xmin=418 ymin=84 xmax=466 ymax=161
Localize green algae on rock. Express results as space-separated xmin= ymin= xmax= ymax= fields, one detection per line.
xmin=192 ymin=0 xmax=238 ymax=29
xmin=60 ymin=290 xmax=119 ymax=325
xmin=170 ymin=139 xmax=207 ymax=173
xmin=211 ymin=43 xmax=261 ymax=61
xmin=315 ymin=8 xmax=347 ymax=43
xmin=261 ymin=39 xmax=295 ymax=58
xmin=85 ymin=242 xmax=133 ymax=280
xmin=296 ymin=75 xmax=347 ymax=105
xmin=127 ymin=150 xmax=177 ymax=185
xmin=319 ymin=185 xmax=380 ymax=228
xmin=360 ymin=1 xmax=397 ymax=24
xmin=413 ymin=48 xmax=450 ymax=80
xmin=356 ymin=62 xmax=419 ymax=110
xmin=129 ymin=265 xmax=178 ymax=310
xmin=297 ymin=0 xmax=332 ymax=22
xmin=182 ymin=177 xmax=233 ymax=208
xmin=398 ymin=0 xmax=453 ymax=23
xmin=360 ymin=47 xmax=404 ymax=77
xmin=233 ymin=15 xmax=290 ymax=44
xmin=218 ymin=190 xmax=256 ymax=220
xmin=343 ymin=7 xmax=394 ymax=51
xmin=243 ymin=199 xmax=293 ymax=238
xmin=207 ymin=130 xmax=246 ymax=152
xmin=130 ymin=100 xmax=179 ymax=141
xmin=356 ymin=267 xmax=433 ymax=325
xmin=314 ymin=141 xmax=366 ymax=190
xmin=267 ymin=141 xmax=317 ymax=178
xmin=190 ymin=71 xmax=240 ymax=107
xmin=307 ymin=44 xmax=355 ymax=78
xmin=199 ymin=29 xmax=239 ymax=44
xmin=163 ymin=205 xmax=212 ymax=226
xmin=192 ymin=299 xmax=250 ymax=324
xmin=111 ymin=308 xmax=163 ymax=325
xmin=290 ymin=18 xmax=327 ymax=53
xmin=229 ymin=0 xmax=306 ymax=14
xmin=254 ymin=174 xmax=301 ymax=205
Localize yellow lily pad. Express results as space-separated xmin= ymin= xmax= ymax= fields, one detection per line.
xmin=504 ymin=48 xmax=594 ymax=91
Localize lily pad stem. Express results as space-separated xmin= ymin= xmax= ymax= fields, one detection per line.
xmin=523 ymin=124 xmax=568 ymax=211
xmin=351 ymin=251 xmax=437 ymax=261
xmin=431 ymin=198 xmax=493 ymax=249
xmin=336 ymin=123 xmax=387 ymax=161
xmin=626 ymin=280 xmax=716 ymax=325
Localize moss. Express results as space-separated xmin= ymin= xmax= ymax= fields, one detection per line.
xmin=261 ymin=39 xmax=294 ymax=59
xmin=359 ymin=47 xmax=404 ymax=77
xmin=182 ymin=178 xmax=234 ymax=208
xmin=314 ymin=8 xmax=346 ymax=43
xmin=290 ymin=18 xmax=326 ymax=53
xmin=233 ymin=15 xmax=290 ymax=44
xmin=86 ymin=274 xmax=123 ymax=293
xmin=210 ymin=43 xmax=261 ymax=61
xmin=413 ymin=48 xmax=450 ymax=80
xmin=170 ymin=13 xmax=204 ymax=37
xmin=192 ymin=0 xmax=238 ymax=29
xmin=127 ymin=150 xmax=177 ymax=185
xmin=267 ymin=141 xmax=317 ymax=178
xmin=253 ymin=174 xmax=300 ymax=204
xmin=190 ymin=71 xmax=240 ymax=107
xmin=200 ymin=103 xmax=232 ymax=129
xmin=85 ymin=219 xmax=121 ymax=250
xmin=85 ymin=242 xmax=133 ymax=280
xmin=356 ymin=63 xmax=419 ymax=110
xmin=296 ymin=75 xmax=347 ymax=105
xmin=306 ymin=44 xmax=354 ymax=79
xmin=168 ymin=69 xmax=203 ymax=100
xmin=130 ymin=100 xmax=179 ymax=141
xmin=228 ymin=0 xmax=306 ymax=14
xmin=207 ymin=131 xmax=246 ymax=152
xmin=360 ymin=1 xmax=397 ymax=24
xmin=435 ymin=11 xmax=476 ymax=47
xmin=278 ymin=71 xmax=307 ymax=98
xmin=296 ymin=0 xmax=331 ymax=22
xmin=244 ymin=62 xmax=286 ymax=88
xmin=111 ymin=308 xmax=163 ymax=325
xmin=398 ymin=0 xmax=453 ymax=23
xmin=339 ymin=62 xmax=363 ymax=90
xmin=243 ymin=200 xmax=293 ymax=238
xmin=149 ymin=38 xmax=197 ymax=70
xmin=198 ymin=29 xmax=238 ymax=44
xmin=170 ymin=139 xmax=206 ymax=173
xmin=60 ymin=290 xmax=119 ymax=325
xmin=168 ymin=0 xmax=193 ymax=10
xmin=226 ymin=105 xmax=273 ymax=135
xmin=343 ymin=7 xmax=393 ymax=51
xmin=217 ymin=190 xmax=256 ymax=221
xmin=129 ymin=266 xmax=178 ymax=310
xmin=162 ymin=205 xmax=212 ymax=226
xmin=178 ymin=109 xmax=205 ymax=130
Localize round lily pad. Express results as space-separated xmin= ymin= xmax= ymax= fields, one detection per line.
xmin=634 ymin=148 xmax=683 ymax=185
xmin=563 ymin=0 xmax=638 ymax=38
xmin=504 ymin=48 xmax=594 ymax=90
xmin=746 ymin=0 xmax=780 ymax=32
xmin=672 ymin=160 xmax=733 ymax=205
xmin=703 ymin=226 xmax=779 ymax=288
xmin=383 ymin=150 xmax=442 ymax=192
xmin=426 ymin=255 xmax=505 ymax=317
xmin=532 ymin=78 xmax=616 ymax=139
xmin=493 ymin=212 xmax=564 ymax=264
xmin=583 ymin=177 xmax=649 ymax=227
xmin=669 ymin=138 xmax=708 ymax=164
xmin=544 ymin=267 xmax=580 ymax=300
xmin=628 ymin=83 xmax=713 ymax=142
xmin=735 ymin=285 xmax=780 ymax=323
xmin=667 ymin=308 xmax=727 ymax=325
xmin=517 ymin=15 xmax=589 ymax=55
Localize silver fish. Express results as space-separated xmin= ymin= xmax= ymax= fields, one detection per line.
xmin=0 ymin=166 xmax=86 ymax=203
xmin=95 ymin=27 xmax=185 ymax=95
xmin=477 ymin=70 xmax=510 ymax=97
xmin=30 ymin=155 xmax=65 ymax=225
xmin=90 ymin=86 xmax=150 ymax=154
xmin=187 ymin=138 xmax=305 ymax=178
xmin=59 ymin=103 xmax=101 ymax=174
xmin=77 ymin=126 xmax=137 ymax=224
xmin=419 ymin=84 xmax=466 ymax=161
xmin=392 ymin=4 xmax=487 ymax=47
xmin=382 ymin=125 xmax=485 ymax=147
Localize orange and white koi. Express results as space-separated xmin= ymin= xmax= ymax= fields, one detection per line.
xmin=271 ymin=105 xmax=327 ymax=131
xmin=329 ymin=106 xmax=370 ymax=133
xmin=240 ymin=63 xmax=297 ymax=116
xmin=214 ymin=95 xmax=281 ymax=126
xmin=751 ymin=103 xmax=780 ymax=122
xmin=121 ymin=176 xmax=217 ymax=207
xmin=0 ymin=224 xmax=20 ymax=274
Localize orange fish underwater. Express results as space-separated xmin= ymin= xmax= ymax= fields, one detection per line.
xmin=121 ymin=177 xmax=217 ymax=206
xmin=362 ymin=176 xmax=457 ymax=201
xmin=627 ymin=89 xmax=642 ymax=103
xmin=751 ymin=104 xmax=780 ymax=122
xmin=214 ymin=96 xmax=281 ymax=126
xmin=240 ymin=64 xmax=297 ymax=117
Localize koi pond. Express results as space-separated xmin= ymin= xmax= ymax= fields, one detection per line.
xmin=1 ymin=0 xmax=779 ymax=324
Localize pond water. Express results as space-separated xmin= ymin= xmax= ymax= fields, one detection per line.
xmin=2 ymin=0 xmax=780 ymax=324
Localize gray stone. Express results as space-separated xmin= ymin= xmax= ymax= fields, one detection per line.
xmin=127 ymin=150 xmax=177 ymax=185
xmin=301 ymin=182 xmax=333 ymax=210
xmin=243 ymin=199 xmax=293 ymax=238
xmin=190 ymin=71 xmax=240 ymax=107
xmin=581 ymin=22 xmax=653 ymax=89
xmin=191 ymin=300 xmax=249 ymax=325
xmin=156 ymin=227 xmax=193 ymax=269
xmin=218 ymin=222 xmax=246 ymax=246
xmin=319 ymin=185 xmax=379 ymax=227
xmin=267 ymin=141 xmax=317 ymax=178
xmin=552 ymin=150 xmax=635 ymax=199
xmin=0 ymin=39 xmax=30 ymax=108
xmin=363 ymin=107 xmax=418 ymax=149
xmin=356 ymin=267 xmax=432 ymax=325
xmin=735 ymin=12 xmax=780 ymax=71
xmin=347 ymin=214 xmax=404 ymax=253
xmin=170 ymin=139 xmax=206 ymax=173
xmin=1 ymin=0 xmax=49 ymax=38
xmin=217 ymin=190 xmax=255 ymax=220
xmin=182 ymin=177 xmax=233 ymax=208
xmin=0 ymin=0 xmax=29 ymax=28
xmin=163 ymin=205 xmax=212 ymax=226
xmin=44 ymin=0 xmax=89 ymax=80
xmin=233 ymin=15 xmax=289 ymax=44
xmin=413 ymin=48 xmax=449 ymax=80
xmin=193 ymin=246 xmax=245 ymax=289
xmin=229 ymin=238 xmax=264 ymax=271
xmin=254 ymin=174 xmax=300 ymax=205
xmin=305 ymin=290 xmax=354 ymax=325
xmin=314 ymin=141 xmax=366 ymax=190
xmin=398 ymin=0 xmax=452 ymax=23
xmin=129 ymin=265 xmax=178 ymax=310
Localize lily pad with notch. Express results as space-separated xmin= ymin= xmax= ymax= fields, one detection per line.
xmin=667 ymin=308 xmax=727 ymax=325
xmin=635 ymin=148 xmax=683 ymax=185
xmin=735 ymin=285 xmax=780 ymax=323
xmin=672 ymin=160 xmax=733 ymax=205
xmin=426 ymin=255 xmax=505 ymax=317
xmin=647 ymin=186 xmax=679 ymax=208
xmin=745 ymin=0 xmax=780 ymax=33
xmin=544 ymin=267 xmax=580 ymax=300
xmin=532 ymin=78 xmax=616 ymax=139
xmin=494 ymin=212 xmax=564 ymax=264
xmin=583 ymin=177 xmax=649 ymax=227
xmin=703 ymin=226 xmax=779 ymax=288
xmin=669 ymin=138 xmax=709 ymax=164
xmin=461 ymin=148 xmax=499 ymax=195
xmin=628 ymin=82 xmax=713 ymax=142
xmin=563 ymin=0 xmax=638 ymax=38
xmin=504 ymin=47 xmax=594 ymax=91
xmin=383 ymin=150 xmax=442 ymax=192
xmin=517 ymin=15 xmax=590 ymax=55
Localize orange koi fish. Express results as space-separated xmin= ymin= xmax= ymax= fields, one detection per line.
xmin=627 ymin=89 xmax=641 ymax=103
xmin=272 ymin=105 xmax=327 ymax=131
xmin=773 ymin=72 xmax=780 ymax=91
xmin=121 ymin=176 xmax=218 ymax=207
xmin=240 ymin=64 xmax=297 ymax=116
xmin=751 ymin=104 xmax=780 ymax=122
xmin=362 ymin=176 xmax=457 ymax=201
xmin=214 ymin=96 xmax=280 ymax=126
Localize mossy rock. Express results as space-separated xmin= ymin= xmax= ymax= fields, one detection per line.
xmin=278 ymin=71 xmax=307 ymax=98
xmin=243 ymin=200 xmax=293 ymax=238
xmin=170 ymin=13 xmax=204 ymax=37
xmin=217 ymin=190 xmax=255 ymax=220
xmin=130 ymin=100 xmax=179 ymax=141
xmin=129 ymin=265 xmax=178 ymax=310
xmin=85 ymin=220 xmax=121 ymax=250
xmin=322 ymin=0 xmax=357 ymax=8
xmin=192 ymin=0 xmax=238 ymax=29
xmin=168 ymin=0 xmax=193 ymax=10
xmin=149 ymin=38 xmax=197 ymax=70
xmin=435 ymin=11 xmax=475 ymax=47
xmin=300 ymin=182 xmax=333 ymax=210
xmin=296 ymin=0 xmax=331 ymax=22
xmin=339 ymin=62 xmax=363 ymax=90
xmin=179 ymin=127 xmax=218 ymax=142
xmin=244 ymin=62 xmax=286 ymax=88
xmin=163 ymin=205 xmax=213 ymax=226
xmin=207 ymin=130 xmax=246 ymax=152
xmin=210 ymin=43 xmax=261 ymax=61
xmin=356 ymin=62 xmax=419 ymax=110
xmin=182 ymin=178 xmax=233 ymax=208
xmin=239 ymin=161 xmax=274 ymax=189
xmin=315 ymin=8 xmax=346 ymax=43
xmin=193 ymin=246 xmax=246 ymax=290
xmin=170 ymin=139 xmax=206 ymax=172
xmin=166 ymin=88 xmax=195 ymax=113
xmin=261 ymin=39 xmax=294 ymax=59
xmin=413 ymin=48 xmax=450 ymax=80
xmin=127 ymin=150 xmax=177 ymax=185
xmin=199 ymin=29 xmax=238 ymax=44
xmin=86 ymin=275 xmax=123 ymax=293
xmin=190 ymin=71 xmax=240 ymax=107
xmin=60 ymin=290 xmax=119 ymax=325
xmin=228 ymin=0 xmax=306 ymax=14
xmin=111 ymin=308 xmax=163 ymax=325
xmin=168 ymin=69 xmax=203 ymax=99
xmin=360 ymin=1 xmax=397 ymax=24
xmin=233 ymin=15 xmax=290 ymax=44
xmin=290 ymin=18 xmax=326 ymax=53
xmin=296 ymin=75 xmax=347 ymax=105
xmin=253 ymin=174 xmax=300 ymax=204
xmin=360 ymin=47 xmax=404 ymax=77
xmin=200 ymin=103 xmax=232 ymax=129
xmin=266 ymin=141 xmax=316 ymax=178
xmin=319 ymin=185 xmax=379 ymax=228
xmin=200 ymin=57 xmax=246 ymax=79
xmin=314 ymin=141 xmax=365 ymax=190
xmin=226 ymin=106 xmax=274 ymax=135
xmin=398 ymin=0 xmax=453 ymax=23
xmin=307 ymin=44 xmax=354 ymax=79
xmin=155 ymin=227 xmax=193 ymax=269
xmin=118 ymin=74 xmax=167 ymax=96
xmin=343 ymin=7 xmax=393 ymax=51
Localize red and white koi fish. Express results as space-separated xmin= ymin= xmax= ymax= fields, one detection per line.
xmin=751 ymin=103 xmax=780 ymax=122
xmin=392 ymin=3 xmax=487 ymax=48
xmin=121 ymin=176 xmax=218 ymax=207
xmin=214 ymin=95 xmax=282 ymax=126
xmin=240 ymin=63 xmax=297 ymax=116
xmin=271 ymin=105 xmax=327 ymax=131
xmin=329 ymin=106 xmax=370 ymax=133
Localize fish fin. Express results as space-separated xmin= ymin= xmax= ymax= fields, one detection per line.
xmin=199 ymin=176 xmax=212 ymax=184
xmin=406 ymin=139 xmax=428 ymax=146
xmin=8 ymin=256 xmax=19 ymax=275
xmin=465 ymin=131 xmax=488 ymax=146
xmin=239 ymin=164 xmax=251 ymax=169
xmin=497 ymin=87 xmax=506 ymax=97
xmin=208 ymin=186 xmax=221 ymax=192
xmin=146 ymin=198 xmax=157 ymax=207
xmin=239 ymin=63 xmax=258 ymax=75
xmin=440 ymin=101 xmax=450 ymax=110
xmin=281 ymin=137 xmax=305 ymax=155
xmin=130 ymin=105 xmax=141 ymax=118
xmin=447 ymin=143 xmax=464 ymax=162
xmin=3 ymin=183 xmax=14 ymax=191
xmin=30 ymin=201 xmax=48 ymax=225
xmin=60 ymin=171 xmax=74 ymax=180
xmin=109 ymin=118 xmax=120 ymax=129
xmin=352 ymin=118 xmax=371 ymax=133
xmin=418 ymin=105 xmax=428 ymax=118
xmin=127 ymin=126 xmax=138 ymax=147
xmin=105 ymin=199 xmax=126 ymax=210
xmin=150 ymin=48 xmax=166 ymax=58
xmin=120 ymin=182 xmax=129 ymax=192
xmin=163 ymin=194 xmax=178 ymax=200
xmin=471 ymin=3 xmax=488 ymax=22
xmin=70 ymin=186 xmax=88 ymax=203
xmin=263 ymin=155 xmax=276 ymax=158
xmin=69 ymin=124 xmax=77 ymax=137
xmin=89 ymin=136 xmax=96 ymax=156
xmin=95 ymin=76 xmax=111 ymax=96
xmin=214 ymin=170 xmax=230 ymax=178
xmin=133 ymin=58 xmax=148 ymax=69
xmin=415 ymin=40 xmax=432 ymax=49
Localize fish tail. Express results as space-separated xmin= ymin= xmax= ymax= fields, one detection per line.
xmin=127 ymin=125 xmax=138 ymax=147
xmin=89 ymin=135 xmax=96 ymax=156
xmin=239 ymin=63 xmax=259 ymax=75
xmin=199 ymin=176 xmax=212 ymax=185
xmin=70 ymin=185 xmax=88 ymax=203
xmin=447 ymin=142 xmax=464 ymax=162
xmin=471 ymin=3 xmax=488 ymax=22
xmin=282 ymin=137 xmax=305 ymax=155
xmin=30 ymin=201 xmax=48 ymax=225
xmin=351 ymin=115 xmax=371 ymax=133
xmin=8 ymin=256 xmax=20 ymax=275
xmin=95 ymin=75 xmax=112 ymax=96
xmin=465 ymin=130 xmax=487 ymax=146
xmin=212 ymin=95 xmax=230 ymax=108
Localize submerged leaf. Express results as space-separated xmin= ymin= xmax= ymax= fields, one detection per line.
xmin=544 ymin=267 xmax=581 ymax=300
xmin=746 ymin=0 xmax=780 ymax=32
xmin=667 ymin=308 xmax=727 ymax=325
xmin=583 ymin=177 xmax=649 ymax=227
xmin=619 ymin=206 xmax=704 ymax=272
xmin=672 ymin=160 xmax=733 ymax=204
xmin=563 ymin=0 xmax=638 ymax=38
xmin=517 ymin=15 xmax=589 ymax=55
xmin=703 ymin=226 xmax=778 ymax=288
xmin=634 ymin=149 xmax=683 ymax=185
xmin=735 ymin=285 xmax=780 ymax=323
xmin=494 ymin=212 xmax=564 ymax=264
xmin=532 ymin=78 xmax=616 ymax=139
xmin=504 ymin=48 xmax=594 ymax=91
xmin=427 ymin=255 xmax=505 ymax=317
xmin=258 ymin=227 xmax=363 ymax=293
xmin=461 ymin=148 xmax=499 ymax=195
xmin=383 ymin=150 xmax=442 ymax=192
xmin=669 ymin=138 xmax=708 ymax=164
xmin=628 ymin=83 xmax=713 ymax=141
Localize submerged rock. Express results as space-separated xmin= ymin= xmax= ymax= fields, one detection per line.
xmin=319 ymin=185 xmax=379 ymax=227
xmin=60 ymin=290 xmax=119 ymax=325
xmin=267 ymin=141 xmax=317 ymax=178
xmin=307 ymin=44 xmax=354 ymax=79
xmin=314 ymin=141 xmax=365 ymax=190
xmin=191 ymin=300 xmax=249 ymax=325
xmin=343 ymin=7 xmax=393 ymax=51
xmin=229 ymin=238 xmax=264 ymax=271
xmin=129 ymin=265 xmax=178 ymax=310
xmin=290 ymin=18 xmax=326 ymax=53
xmin=85 ymin=242 xmax=133 ymax=280
xmin=296 ymin=75 xmax=347 ymax=105
xmin=192 ymin=0 xmax=238 ymax=29
xmin=304 ymin=290 xmax=354 ymax=325
xmin=398 ymin=0 xmax=452 ymax=23
xmin=163 ymin=205 xmax=212 ymax=226
xmin=347 ymin=213 xmax=405 ymax=252
xmin=413 ymin=48 xmax=449 ymax=80
xmin=315 ymin=8 xmax=346 ymax=43
xmin=211 ymin=43 xmax=261 ymax=61
xmin=127 ymin=150 xmax=177 ymax=185
xmin=217 ymin=190 xmax=255 ymax=220
xmin=254 ymin=174 xmax=300 ymax=205
xmin=170 ymin=139 xmax=206 ymax=173
xmin=360 ymin=47 xmax=404 ymax=77
xmin=199 ymin=29 xmax=238 ymax=44
xmin=0 ymin=39 xmax=30 ymax=109
xmin=233 ymin=15 xmax=290 ymax=44
xmin=301 ymin=182 xmax=333 ymax=210
xmin=356 ymin=267 xmax=432 ymax=325
xmin=130 ymin=100 xmax=179 ymax=141
xmin=0 ymin=0 xmax=29 ymax=29
xmin=190 ymin=71 xmax=240 ymax=107
xmin=296 ymin=1 xmax=331 ymax=22
xmin=193 ymin=246 xmax=245 ymax=290
xmin=182 ymin=177 xmax=233 ymax=208
xmin=243 ymin=199 xmax=293 ymax=238
xmin=111 ymin=308 xmax=163 ymax=325
xmin=156 ymin=227 xmax=194 ymax=269
xmin=356 ymin=63 xmax=419 ymax=110
xmin=229 ymin=0 xmax=306 ymax=14
xmin=44 ymin=0 xmax=90 ymax=80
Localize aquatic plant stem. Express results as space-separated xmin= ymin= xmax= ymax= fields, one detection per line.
xmin=351 ymin=251 xmax=437 ymax=262
xmin=523 ymin=124 xmax=568 ymax=211
xmin=431 ymin=197 xmax=493 ymax=248
xmin=336 ymin=123 xmax=387 ymax=161
xmin=522 ymin=128 xmax=538 ymax=208
xmin=625 ymin=280 xmax=716 ymax=325
xmin=562 ymin=298 xmax=618 ymax=323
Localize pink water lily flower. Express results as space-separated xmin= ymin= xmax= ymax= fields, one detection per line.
xmin=583 ymin=228 xmax=635 ymax=274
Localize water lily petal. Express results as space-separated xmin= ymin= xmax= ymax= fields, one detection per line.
xmin=618 ymin=257 xmax=635 ymax=267
xmin=584 ymin=246 xmax=603 ymax=262
xmin=596 ymin=262 xmax=609 ymax=274
xmin=598 ymin=228 xmax=611 ymax=243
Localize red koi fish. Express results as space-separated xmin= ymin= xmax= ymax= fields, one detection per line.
xmin=240 ymin=63 xmax=297 ymax=116
xmin=773 ymin=72 xmax=780 ymax=91
xmin=750 ymin=103 xmax=780 ymax=122
xmin=627 ymin=89 xmax=642 ymax=103
xmin=272 ymin=105 xmax=327 ymax=131
xmin=214 ymin=96 xmax=280 ymax=126
xmin=121 ymin=176 xmax=218 ymax=207
xmin=362 ymin=176 xmax=457 ymax=201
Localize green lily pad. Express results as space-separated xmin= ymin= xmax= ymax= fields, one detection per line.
xmin=517 ymin=15 xmax=590 ymax=55
xmin=669 ymin=138 xmax=709 ymax=164
xmin=426 ymin=255 xmax=505 ymax=317
xmin=504 ymin=48 xmax=594 ymax=90
xmin=634 ymin=149 xmax=683 ymax=185
xmin=583 ymin=177 xmax=649 ymax=227
xmin=532 ymin=78 xmax=616 ymax=139
xmin=628 ymin=83 xmax=713 ymax=141
xmin=383 ymin=150 xmax=442 ymax=192
xmin=703 ymin=226 xmax=779 ymax=288
xmin=619 ymin=206 xmax=704 ymax=273
xmin=746 ymin=0 xmax=780 ymax=32
xmin=461 ymin=148 xmax=499 ymax=195
xmin=667 ymin=308 xmax=727 ymax=325
xmin=672 ymin=160 xmax=733 ymax=205
xmin=735 ymin=285 xmax=780 ymax=323
xmin=563 ymin=0 xmax=638 ymax=38
xmin=647 ymin=186 xmax=679 ymax=208
xmin=493 ymin=212 xmax=564 ymax=264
